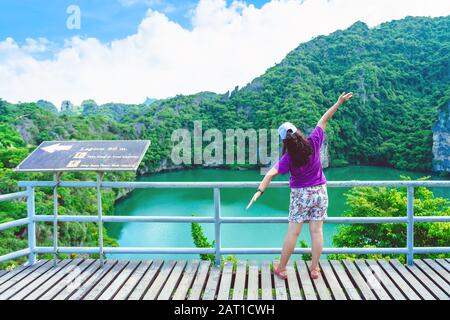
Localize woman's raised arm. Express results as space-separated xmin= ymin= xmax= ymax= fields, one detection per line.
xmin=317 ymin=92 xmax=353 ymax=130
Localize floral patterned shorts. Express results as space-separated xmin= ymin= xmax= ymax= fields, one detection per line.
xmin=289 ymin=184 xmax=328 ymax=223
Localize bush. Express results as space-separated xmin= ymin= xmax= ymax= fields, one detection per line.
xmin=191 ymin=219 xmax=216 ymax=262
xmin=328 ymin=177 xmax=450 ymax=263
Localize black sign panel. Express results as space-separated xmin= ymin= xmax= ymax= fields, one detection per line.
xmin=15 ymin=140 xmax=150 ymax=172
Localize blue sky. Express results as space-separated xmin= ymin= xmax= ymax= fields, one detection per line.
xmin=0 ymin=0 xmax=270 ymax=43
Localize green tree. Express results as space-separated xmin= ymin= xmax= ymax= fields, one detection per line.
xmin=329 ymin=178 xmax=450 ymax=263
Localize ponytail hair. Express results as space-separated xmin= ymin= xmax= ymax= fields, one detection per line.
xmin=282 ymin=129 xmax=313 ymax=167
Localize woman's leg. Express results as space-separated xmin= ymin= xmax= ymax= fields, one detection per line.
xmin=277 ymin=222 xmax=303 ymax=271
xmin=309 ymin=220 xmax=324 ymax=270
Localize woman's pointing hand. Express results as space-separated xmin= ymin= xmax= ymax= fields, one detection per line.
xmin=246 ymin=191 xmax=262 ymax=210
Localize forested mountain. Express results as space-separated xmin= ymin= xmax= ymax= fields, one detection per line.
xmin=132 ymin=15 xmax=449 ymax=173
xmin=3 ymin=16 xmax=450 ymax=173
xmin=0 ymin=15 xmax=449 ymax=267
xmin=233 ymin=17 xmax=449 ymax=170
xmin=4 ymin=16 xmax=449 ymax=173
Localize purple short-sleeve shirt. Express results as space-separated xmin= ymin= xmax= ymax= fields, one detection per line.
xmin=274 ymin=126 xmax=327 ymax=188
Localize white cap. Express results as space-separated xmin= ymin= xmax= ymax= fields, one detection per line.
xmin=278 ymin=122 xmax=297 ymax=140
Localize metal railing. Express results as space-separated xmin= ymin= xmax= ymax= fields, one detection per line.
xmin=0 ymin=180 xmax=449 ymax=267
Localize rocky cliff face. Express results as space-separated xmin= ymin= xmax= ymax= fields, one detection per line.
xmin=60 ymin=100 xmax=75 ymax=113
xmin=15 ymin=118 xmax=38 ymax=145
xmin=320 ymin=137 xmax=330 ymax=168
xmin=432 ymin=103 xmax=450 ymax=172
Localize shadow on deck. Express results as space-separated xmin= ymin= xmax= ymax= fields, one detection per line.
xmin=0 ymin=258 xmax=449 ymax=300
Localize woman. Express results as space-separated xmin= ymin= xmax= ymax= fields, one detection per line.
xmin=246 ymin=92 xmax=353 ymax=279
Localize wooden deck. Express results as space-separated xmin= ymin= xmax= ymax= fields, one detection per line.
xmin=0 ymin=259 xmax=448 ymax=300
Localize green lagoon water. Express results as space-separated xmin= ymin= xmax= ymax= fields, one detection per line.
xmin=106 ymin=166 xmax=449 ymax=261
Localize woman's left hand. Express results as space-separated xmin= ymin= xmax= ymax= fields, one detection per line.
xmin=246 ymin=191 xmax=262 ymax=210
xmin=337 ymin=92 xmax=353 ymax=104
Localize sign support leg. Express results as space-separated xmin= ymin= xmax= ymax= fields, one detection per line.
xmin=53 ymin=172 xmax=61 ymax=267
xmin=97 ymin=172 xmax=104 ymax=267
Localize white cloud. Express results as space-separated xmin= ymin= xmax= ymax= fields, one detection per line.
xmin=1 ymin=0 xmax=449 ymax=107
xmin=22 ymin=38 xmax=50 ymax=53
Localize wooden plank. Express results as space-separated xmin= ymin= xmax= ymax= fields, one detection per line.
xmin=202 ymin=265 xmax=221 ymax=300
xmin=422 ymin=259 xmax=450 ymax=284
xmin=128 ymin=260 xmax=163 ymax=300
xmin=68 ymin=260 xmax=118 ymax=300
xmin=260 ymin=261 xmax=273 ymax=300
xmin=82 ymin=260 xmax=129 ymax=300
xmin=296 ymin=260 xmax=317 ymax=300
xmin=413 ymin=259 xmax=450 ymax=293
xmin=142 ymin=260 xmax=176 ymax=300
xmin=330 ymin=260 xmax=361 ymax=300
xmin=285 ymin=261 xmax=302 ymax=300
xmin=0 ymin=260 xmax=47 ymax=292
xmin=23 ymin=259 xmax=88 ymax=300
xmin=232 ymin=261 xmax=246 ymax=300
xmin=113 ymin=261 xmax=153 ymax=300
xmin=377 ymin=260 xmax=420 ymax=300
xmin=307 ymin=260 xmax=331 ymax=300
xmin=0 ymin=260 xmax=66 ymax=299
xmin=38 ymin=259 xmax=96 ymax=300
xmin=406 ymin=263 xmax=448 ymax=300
xmin=97 ymin=260 xmax=141 ymax=300
xmin=354 ymin=259 xmax=390 ymax=300
xmin=158 ymin=260 xmax=187 ymax=300
xmin=366 ymin=259 xmax=406 ymax=300
xmin=247 ymin=260 xmax=259 ymax=300
xmin=217 ymin=262 xmax=233 ymax=300
xmin=273 ymin=260 xmax=288 ymax=300
xmin=342 ymin=260 xmax=376 ymax=300
xmin=0 ymin=262 xmax=38 ymax=287
xmin=389 ymin=259 xmax=435 ymax=300
xmin=436 ymin=259 xmax=450 ymax=273
xmin=0 ymin=270 xmax=7 ymax=278
xmin=188 ymin=260 xmax=210 ymax=300
xmin=53 ymin=260 xmax=108 ymax=300
xmin=319 ymin=260 xmax=347 ymax=300
xmin=172 ymin=260 xmax=200 ymax=300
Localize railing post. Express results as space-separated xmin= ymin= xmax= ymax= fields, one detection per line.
xmin=214 ymin=188 xmax=221 ymax=267
xmin=97 ymin=172 xmax=104 ymax=266
xmin=27 ymin=186 xmax=36 ymax=265
xmin=406 ymin=186 xmax=414 ymax=266
xmin=53 ymin=173 xmax=61 ymax=267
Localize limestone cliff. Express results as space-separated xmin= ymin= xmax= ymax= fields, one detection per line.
xmin=432 ymin=103 xmax=450 ymax=172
